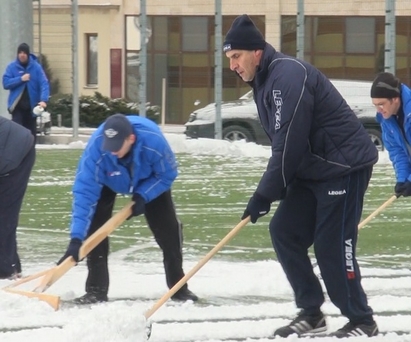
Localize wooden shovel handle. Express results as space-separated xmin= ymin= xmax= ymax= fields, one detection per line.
xmin=358 ymin=195 xmax=397 ymax=230
xmin=34 ymin=201 xmax=134 ymax=293
xmin=144 ymin=216 xmax=250 ymax=320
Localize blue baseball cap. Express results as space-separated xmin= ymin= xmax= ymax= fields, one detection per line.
xmin=102 ymin=114 xmax=133 ymax=152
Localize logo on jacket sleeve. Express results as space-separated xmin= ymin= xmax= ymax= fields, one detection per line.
xmin=273 ymin=90 xmax=282 ymax=131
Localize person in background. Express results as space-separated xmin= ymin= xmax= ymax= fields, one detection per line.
xmin=224 ymin=14 xmax=379 ymax=338
xmin=370 ymin=72 xmax=411 ymax=197
xmin=58 ymin=113 xmax=198 ymax=304
xmin=2 ymin=43 xmax=50 ymax=142
xmin=0 ymin=116 xmax=35 ymax=279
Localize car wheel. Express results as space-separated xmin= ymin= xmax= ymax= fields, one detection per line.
xmin=366 ymin=128 xmax=384 ymax=151
xmin=222 ymin=125 xmax=254 ymax=142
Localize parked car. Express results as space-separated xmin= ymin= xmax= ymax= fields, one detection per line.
xmin=184 ymin=80 xmax=384 ymax=151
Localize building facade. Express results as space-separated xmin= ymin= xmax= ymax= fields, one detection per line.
xmin=34 ymin=0 xmax=411 ymax=124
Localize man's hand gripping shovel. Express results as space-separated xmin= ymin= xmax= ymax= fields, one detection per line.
xmin=1 ymin=202 xmax=134 ymax=310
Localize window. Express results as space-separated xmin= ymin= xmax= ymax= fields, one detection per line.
xmin=182 ymin=17 xmax=208 ymax=52
xmin=86 ymin=34 xmax=98 ymax=85
xmin=346 ymin=18 xmax=375 ymax=54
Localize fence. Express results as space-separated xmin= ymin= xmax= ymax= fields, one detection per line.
xmin=28 ymin=0 xmax=411 ymax=125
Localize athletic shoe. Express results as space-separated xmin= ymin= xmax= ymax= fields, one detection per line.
xmin=0 ymin=272 xmax=21 ymax=280
xmin=171 ymin=288 xmax=199 ymax=302
xmin=329 ymin=321 xmax=379 ymax=338
xmin=274 ymin=310 xmax=327 ymax=337
xmin=72 ymin=292 xmax=108 ymax=305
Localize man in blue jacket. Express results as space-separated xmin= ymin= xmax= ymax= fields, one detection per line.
xmin=2 ymin=43 xmax=50 ymax=141
xmin=58 ymin=114 xmax=198 ymax=304
xmin=224 ymin=15 xmax=378 ymax=338
xmin=371 ymin=72 xmax=411 ymax=196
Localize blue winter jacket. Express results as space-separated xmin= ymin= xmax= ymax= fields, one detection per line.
xmin=248 ymin=44 xmax=378 ymax=202
xmin=2 ymin=54 xmax=50 ymax=115
xmin=70 ymin=115 xmax=178 ymax=241
xmin=376 ymin=84 xmax=411 ymax=182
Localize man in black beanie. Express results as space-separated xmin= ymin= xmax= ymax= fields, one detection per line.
xmin=2 ymin=43 xmax=50 ymax=142
xmin=371 ymin=72 xmax=411 ymax=197
xmin=224 ymin=14 xmax=379 ymax=338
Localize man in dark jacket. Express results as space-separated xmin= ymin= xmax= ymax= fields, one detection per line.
xmin=0 ymin=116 xmax=35 ymax=279
xmin=58 ymin=114 xmax=198 ymax=304
xmin=224 ymin=15 xmax=379 ymax=338
xmin=2 ymin=43 xmax=50 ymax=142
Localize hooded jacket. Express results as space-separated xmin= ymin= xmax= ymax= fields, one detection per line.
xmin=2 ymin=53 xmax=50 ymax=115
xmin=250 ymin=44 xmax=378 ymax=202
xmin=376 ymin=84 xmax=411 ymax=182
xmin=70 ymin=115 xmax=178 ymax=241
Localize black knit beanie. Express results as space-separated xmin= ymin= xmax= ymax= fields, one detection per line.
xmin=223 ymin=14 xmax=266 ymax=52
xmin=370 ymin=72 xmax=401 ymax=99
xmin=17 ymin=43 xmax=30 ymax=56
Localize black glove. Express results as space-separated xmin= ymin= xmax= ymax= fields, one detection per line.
xmin=395 ymin=181 xmax=411 ymax=197
xmin=241 ymin=193 xmax=271 ymax=223
xmin=127 ymin=193 xmax=146 ymax=220
xmin=57 ymin=238 xmax=82 ymax=265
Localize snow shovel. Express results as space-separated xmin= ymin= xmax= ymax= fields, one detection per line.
xmin=144 ymin=216 xmax=251 ymax=339
xmin=2 ymin=201 xmax=134 ymax=310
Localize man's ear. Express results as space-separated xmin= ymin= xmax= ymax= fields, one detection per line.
xmin=130 ymin=134 xmax=136 ymax=144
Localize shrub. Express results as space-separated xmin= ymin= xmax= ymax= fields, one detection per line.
xmin=47 ymin=92 xmax=160 ymax=127
xmin=39 ymin=54 xmax=60 ymax=95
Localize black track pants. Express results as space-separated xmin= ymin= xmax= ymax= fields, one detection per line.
xmin=270 ymin=167 xmax=374 ymax=323
xmin=84 ymin=187 xmax=185 ymax=295
xmin=0 ymin=145 xmax=35 ymax=277
xmin=12 ymin=107 xmax=37 ymax=143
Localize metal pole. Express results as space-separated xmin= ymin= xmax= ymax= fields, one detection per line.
xmin=139 ymin=0 xmax=147 ymax=117
xmin=0 ymin=0 xmax=33 ymax=118
xmin=71 ymin=0 xmax=79 ymax=137
xmin=161 ymin=78 xmax=166 ymax=128
xmin=214 ymin=0 xmax=222 ymax=140
xmin=38 ymin=0 xmax=42 ymax=63
xmin=296 ymin=0 xmax=305 ymax=60
xmin=384 ymin=0 xmax=396 ymax=74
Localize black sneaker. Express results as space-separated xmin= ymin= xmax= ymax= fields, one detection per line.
xmin=329 ymin=321 xmax=379 ymax=338
xmin=72 ymin=292 xmax=108 ymax=305
xmin=274 ymin=310 xmax=327 ymax=337
xmin=171 ymin=288 xmax=199 ymax=302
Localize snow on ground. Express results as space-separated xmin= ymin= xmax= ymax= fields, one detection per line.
xmin=1 ymin=135 xmax=406 ymax=342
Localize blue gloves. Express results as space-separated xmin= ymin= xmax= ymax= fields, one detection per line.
xmin=127 ymin=193 xmax=146 ymax=220
xmin=395 ymin=181 xmax=411 ymax=197
xmin=57 ymin=238 xmax=82 ymax=265
xmin=241 ymin=193 xmax=271 ymax=223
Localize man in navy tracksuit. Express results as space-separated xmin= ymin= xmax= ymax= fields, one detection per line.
xmin=224 ymin=15 xmax=378 ymax=338
xmin=370 ymin=73 xmax=411 ymax=197
xmin=2 ymin=43 xmax=50 ymax=142
xmin=0 ymin=117 xmax=35 ymax=279
xmin=58 ymin=114 xmax=198 ymax=304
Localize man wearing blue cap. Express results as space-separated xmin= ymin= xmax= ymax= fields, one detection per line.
xmin=58 ymin=113 xmax=198 ymax=304
xmin=224 ymin=14 xmax=378 ymax=338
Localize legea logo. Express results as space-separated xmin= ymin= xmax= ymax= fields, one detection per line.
xmin=328 ymin=189 xmax=346 ymax=195
xmin=273 ymin=90 xmax=282 ymax=131
xmin=223 ymin=44 xmax=232 ymax=52
xmin=104 ymin=128 xmax=118 ymax=138
xmin=345 ymin=239 xmax=355 ymax=279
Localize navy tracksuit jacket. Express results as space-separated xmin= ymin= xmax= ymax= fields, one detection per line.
xmin=249 ymin=44 xmax=378 ymax=323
